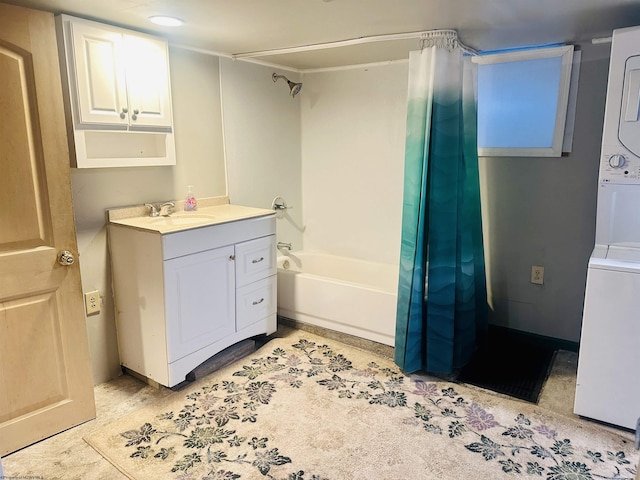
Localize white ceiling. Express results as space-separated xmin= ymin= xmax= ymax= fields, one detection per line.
xmin=5 ymin=0 xmax=640 ymax=70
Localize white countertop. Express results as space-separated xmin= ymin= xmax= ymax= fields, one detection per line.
xmin=109 ymin=203 xmax=275 ymax=234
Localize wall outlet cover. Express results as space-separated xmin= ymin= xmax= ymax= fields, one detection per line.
xmin=531 ymin=266 xmax=544 ymax=285
xmin=85 ymin=290 xmax=101 ymax=315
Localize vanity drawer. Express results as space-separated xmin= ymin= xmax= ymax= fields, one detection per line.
xmin=235 ymin=235 xmax=276 ymax=287
xmin=236 ymin=275 xmax=276 ymax=331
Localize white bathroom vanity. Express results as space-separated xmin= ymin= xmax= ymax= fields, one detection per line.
xmin=108 ymin=200 xmax=277 ymax=388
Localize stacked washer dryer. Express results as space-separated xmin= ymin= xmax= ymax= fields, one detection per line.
xmin=574 ymin=25 xmax=640 ymax=430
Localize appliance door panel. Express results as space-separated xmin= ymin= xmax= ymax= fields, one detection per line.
xmin=595 ymin=185 xmax=640 ymax=247
xmin=575 ymin=266 xmax=640 ymax=429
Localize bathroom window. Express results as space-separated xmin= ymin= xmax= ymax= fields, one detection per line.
xmin=473 ymin=45 xmax=577 ymax=157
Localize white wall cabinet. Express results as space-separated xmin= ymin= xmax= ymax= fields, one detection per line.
xmin=69 ymin=21 xmax=173 ymax=129
xmin=57 ymin=15 xmax=176 ymax=167
xmin=109 ymin=215 xmax=277 ymax=388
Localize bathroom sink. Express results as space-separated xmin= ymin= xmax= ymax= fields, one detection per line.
xmin=150 ymin=215 xmax=216 ymax=226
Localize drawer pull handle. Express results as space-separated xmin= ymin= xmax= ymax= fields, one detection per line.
xmin=252 ymin=298 xmax=264 ymax=305
xmin=252 ymin=257 xmax=264 ymax=264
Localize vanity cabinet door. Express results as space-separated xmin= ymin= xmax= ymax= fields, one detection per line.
xmin=164 ymin=245 xmax=235 ymax=363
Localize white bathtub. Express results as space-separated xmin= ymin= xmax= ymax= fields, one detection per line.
xmin=277 ymin=252 xmax=398 ymax=346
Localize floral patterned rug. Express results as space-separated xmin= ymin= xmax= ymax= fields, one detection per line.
xmin=84 ymin=331 xmax=638 ymax=480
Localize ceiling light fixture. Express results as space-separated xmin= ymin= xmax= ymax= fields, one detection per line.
xmin=148 ymin=16 xmax=184 ymax=27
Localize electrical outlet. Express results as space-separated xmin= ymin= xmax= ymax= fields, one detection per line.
xmin=531 ymin=266 xmax=544 ymax=285
xmin=85 ymin=290 xmax=100 ymax=315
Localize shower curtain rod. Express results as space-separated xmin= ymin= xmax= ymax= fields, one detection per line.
xmin=232 ymin=29 xmax=478 ymax=60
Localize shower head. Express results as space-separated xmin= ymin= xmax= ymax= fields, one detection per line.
xmin=272 ymin=73 xmax=303 ymax=98
xmin=289 ymin=81 xmax=302 ymax=97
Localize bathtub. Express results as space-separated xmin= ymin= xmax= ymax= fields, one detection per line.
xmin=277 ymin=252 xmax=398 ymax=346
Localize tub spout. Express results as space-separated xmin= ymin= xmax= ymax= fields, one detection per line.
xmin=277 ymin=242 xmax=292 ymax=251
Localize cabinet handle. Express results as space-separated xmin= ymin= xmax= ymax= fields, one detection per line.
xmin=120 ymin=107 xmax=128 ymax=119
xmin=229 ymin=255 xmax=235 ymax=261
xmin=252 ymin=257 xmax=264 ymax=264
xmin=252 ymin=298 xmax=264 ymax=305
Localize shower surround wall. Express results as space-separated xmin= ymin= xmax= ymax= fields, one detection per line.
xmin=284 ymin=64 xmax=408 ymax=340
xmin=300 ymin=64 xmax=408 ymax=265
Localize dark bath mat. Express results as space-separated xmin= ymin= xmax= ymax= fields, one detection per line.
xmin=456 ymin=329 xmax=556 ymax=404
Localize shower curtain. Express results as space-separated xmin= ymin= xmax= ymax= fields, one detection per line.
xmin=395 ymin=43 xmax=488 ymax=375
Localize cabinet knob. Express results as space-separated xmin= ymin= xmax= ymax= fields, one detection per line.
xmin=120 ymin=107 xmax=128 ymax=119
xmin=229 ymin=255 xmax=235 ymax=261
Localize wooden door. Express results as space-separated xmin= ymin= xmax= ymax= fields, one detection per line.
xmin=0 ymin=4 xmax=96 ymax=456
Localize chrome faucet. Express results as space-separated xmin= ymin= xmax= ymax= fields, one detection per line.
xmin=144 ymin=201 xmax=175 ymax=217
xmin=277 ymin=242 xmax=292 ymax=251
xmin=144 ymin=203 xmax=160 ymax=217
xmin=159 ymin=202 xmax=175 ymax=217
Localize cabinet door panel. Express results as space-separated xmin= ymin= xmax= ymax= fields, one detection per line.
xmin=123 ymin=34 xmax=172 ymax=128
xmin=165 ymin=246 xmax=235 ymax=363
xmin=70 ymin=22 xmax=128 ymax=126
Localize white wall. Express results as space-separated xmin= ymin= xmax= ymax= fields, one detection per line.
xmin=300 ymin=63 xmax=407 ymax=265
xmin=171 ymin=48 xmax=227 ymax=198
xmin=220 ymin=58 xmax=303 ymax=250
xmin=72 ymin=47 xmax=226 ymax=384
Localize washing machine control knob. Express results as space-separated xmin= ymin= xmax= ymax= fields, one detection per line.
xmin=608 ymin=154 xmax=627 ymax=168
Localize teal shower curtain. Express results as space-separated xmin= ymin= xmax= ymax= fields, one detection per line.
xmin=395 ymin=46 xmax=488 ymax=374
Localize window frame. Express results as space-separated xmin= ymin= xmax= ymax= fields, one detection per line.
xmin=472 ymin=45 xmax=575 ymax=157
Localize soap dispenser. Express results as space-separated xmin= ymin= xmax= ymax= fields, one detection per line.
xmin=184 ymin=185 xmax=197 ymax=211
